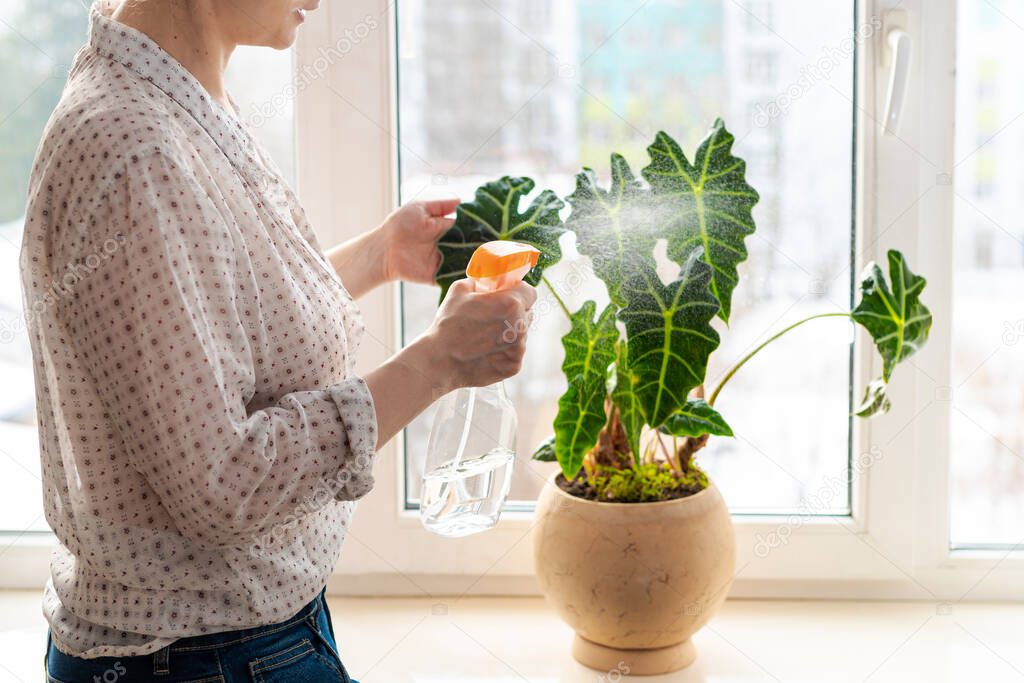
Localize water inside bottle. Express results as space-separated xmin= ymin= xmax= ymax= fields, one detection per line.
xmin=420 ymin=447 xmax=516 ymax=537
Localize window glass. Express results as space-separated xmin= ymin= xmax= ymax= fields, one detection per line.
xmin=397 ymin=0 xmax=856 ymax=513
xmin=0 ymin=2 xmax=89 ymax=534
xmin=949 ymin=0 xmax=1024 ymax=547
xmin=227 ymin=47 xmax=297 ymax=186
xmin=0 ymin=1 xmax=294 ymax=533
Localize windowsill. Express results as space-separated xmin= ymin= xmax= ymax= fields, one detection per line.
xmin=5 ymin=591 xmax=1023 ymax=681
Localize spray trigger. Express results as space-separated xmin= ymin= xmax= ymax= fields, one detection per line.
xmin=465 ymin=241 xmax=540 ymax=292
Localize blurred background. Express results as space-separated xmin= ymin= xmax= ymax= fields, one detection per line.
xmin=0 ymin=0 xmax=1020 ymax=548
xmin=397 ymin=0 xmax=857 ymax=515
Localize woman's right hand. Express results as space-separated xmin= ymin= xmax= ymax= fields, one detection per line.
xmin=365 ymin=279 xmax=537 ymax=447
xmin=422 ymin=280 xmax=537 ymax=392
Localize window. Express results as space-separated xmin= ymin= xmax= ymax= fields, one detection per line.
xmin=226 ymin=49 xmax=297 ymax=188
xmin=949 ymin=0 xmax=1024 ymax=548
xmin=0 ymin=2 xmax=90 ymax=535
xmin=0 ymin=1 xmax=295 ymax=537
xmin=396 ymin=0 xmax=856 ymax=515
xmin=6 ymin=0 xmax=1024 ymax=602
xmin=744 ymin=51 xmax=779 ymax=82
xmin=744 ymin=1 xmax=775 ymax=31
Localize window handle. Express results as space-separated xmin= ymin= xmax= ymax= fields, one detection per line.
xmin=882 ymin=28 xmax=913 ymax=136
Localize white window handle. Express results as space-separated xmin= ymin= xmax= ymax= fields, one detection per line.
xmin=882 ymin=28 xmax=912 ymax=136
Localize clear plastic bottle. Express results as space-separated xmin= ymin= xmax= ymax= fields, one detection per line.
xmin=421 ymin=382 xmax=517 ymax=537
xmin=420 ymin=241 xmax=539 ymax=537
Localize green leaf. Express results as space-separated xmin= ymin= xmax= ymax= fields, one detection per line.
xmin=434 ymin=176 xmax=566 ymax=302
xmin=617 ymin=249 xmax=721 ymax=428
xmin=642 ymin=119 xmax=759 ymax=323
xmin=854 ymin=379 xmax=892 ymax=418
xmin=851 ymin=250 xmax=932 ymax=382
xmin=530 ymin=435 xmax=556 ymax=462
xmin=553 ymin=301 xmax=619 ymax=478
xmin=610 ymin=346 xmax=645 ymax=464
xmin=565 ymin=154 xmax=656 ymax=305
xmin=659 ymin=399 xmax=733 ymax=437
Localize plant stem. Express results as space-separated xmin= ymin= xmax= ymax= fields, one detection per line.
xmin=708 ymin=312 xmax=852 ymax=406
xmin=541 ymin=275 xmax=572 ymax=320
xmin=655 ymin=432 xmax=681 ymax=475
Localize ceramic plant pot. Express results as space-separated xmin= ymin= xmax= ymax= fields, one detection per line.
xmin=532 ymin=474 xmax=735 ymax=675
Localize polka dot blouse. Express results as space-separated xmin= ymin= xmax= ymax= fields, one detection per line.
xmin=21 ymin=2 xmax=378 ymax=658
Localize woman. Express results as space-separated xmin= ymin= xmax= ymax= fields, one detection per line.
xmin=23 ymin=1 xmax=535 ymax=681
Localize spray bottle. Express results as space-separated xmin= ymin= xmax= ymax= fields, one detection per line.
xmin=421 ymin=241 xmax=540 ymax=537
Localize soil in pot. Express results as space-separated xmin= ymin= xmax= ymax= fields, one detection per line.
xmin=557 ymin=462 xmax=708 ymax=503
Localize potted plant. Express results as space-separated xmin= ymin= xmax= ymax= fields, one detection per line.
xmin=434 ymin=119 xmax=932 ymax=674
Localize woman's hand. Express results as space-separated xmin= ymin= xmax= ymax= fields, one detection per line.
xmin=326 ymin=198 xmax=459 ymax=298
xmin=363 ymin=280 xmax=537 ymax=447
xmin=422 ymin=280 xmax=537 ymax=391
xmin=380 ymin=198 xmax=460 ymax=285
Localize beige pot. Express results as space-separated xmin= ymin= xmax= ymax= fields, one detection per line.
xmin=532 ymin=474 xmax=735 ymax=675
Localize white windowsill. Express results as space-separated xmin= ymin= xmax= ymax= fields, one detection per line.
xmin=5 ymin=590 xmax=1023 ymax=682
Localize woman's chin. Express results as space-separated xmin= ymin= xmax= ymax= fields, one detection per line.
xmin=261 ymin=27 xmax=300 ymax=51
xmin=276 ymin=34 xmax=299 ymax=50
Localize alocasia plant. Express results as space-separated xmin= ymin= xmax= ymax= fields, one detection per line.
xmin=850 ymin=251 xmax=932 ymax=415
xmin=642 ymin=122 xmax=759 ymax=322
xmin=554 ymin=301 xmax=618 ymax=478
xmin=660 ymin=399 xmax=733 ymax=439
xmin=615 ymin=251 xmax=720 ymax=430
xmin=565 ymin=154 xmax=655 ymax=305
xmin=433 ymin=120 xmax=932 ymax=497
xmin=435 ymin=176 xmax=565 ymax=301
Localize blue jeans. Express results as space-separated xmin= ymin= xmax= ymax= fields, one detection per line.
xmin=45 ymin=590 xmax=356 ymax=683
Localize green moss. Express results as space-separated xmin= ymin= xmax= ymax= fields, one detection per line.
xmin=590 ymin=463 xmax=708 ymax=503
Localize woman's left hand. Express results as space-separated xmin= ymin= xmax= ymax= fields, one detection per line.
xmin=381 ymin=198 xmax=460 ymax=284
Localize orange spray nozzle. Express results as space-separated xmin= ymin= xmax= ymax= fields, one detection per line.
xmin=466 ymin=241 xmax=540 ymax=292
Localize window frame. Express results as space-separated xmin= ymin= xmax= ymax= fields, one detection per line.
xmin=3 ymin=0 xmax=1023 ymax=601
xmin=315 ymin=0 xmax=1024 ymax=601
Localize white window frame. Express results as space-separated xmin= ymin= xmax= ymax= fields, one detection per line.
xmin=3 ymin=0 xmax=1021 ymax=601
xmin=307 ymin=0 xmax=1024 ymax=601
